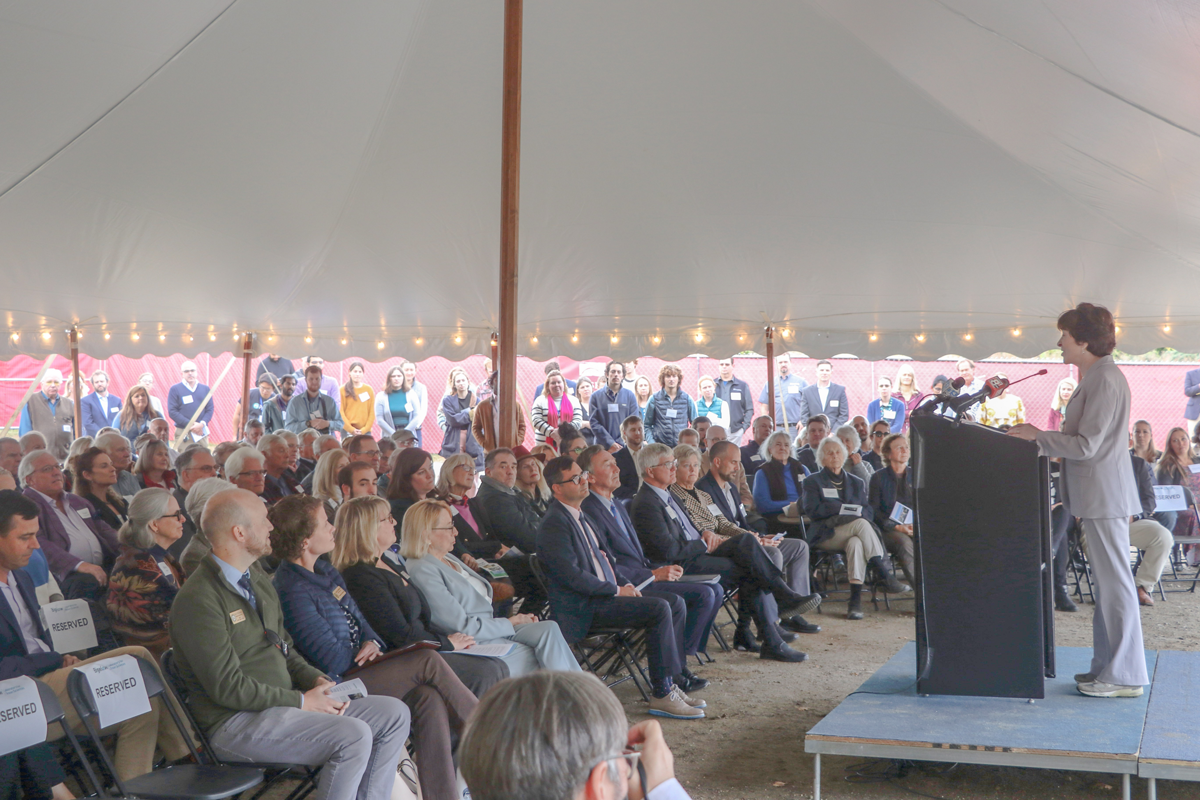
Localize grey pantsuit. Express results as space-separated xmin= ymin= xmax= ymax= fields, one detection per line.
xmin=1035 ymin=355 xmax=1147 ymax=686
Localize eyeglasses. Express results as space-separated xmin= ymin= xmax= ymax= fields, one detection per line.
xmin=431 ymin=525 xmax=457 ymax=531
xmin=567 ymin=446 xmax=586 ymax=455
xmin=186 ymin=464 xmax=217 ymax=475
xmin=263 ymin=629 xmax=290 ymax=656
xmin=378 ymin=514 xmax=397 ymax=525
xmin=871 ymin=431 xmax=887 ymax=438
xmin=238 ymin=469 xmax=267 ymax=478
xmin=553 ymin=473 xmax=587 ymax=486
xmin=159 ymin=510 xmax=186 ymax=521
xmin=652 ymin=460 xmax=678 ymax=471
xmin=32 ymin=464 xmax=62 ymax=475
xmin=358 ymin=450 xmax=381 ymax=458
xmin=600 ymin=751 xmax=642 ymax=786
xmin=454 ymin=465 xmax=476 ymax=474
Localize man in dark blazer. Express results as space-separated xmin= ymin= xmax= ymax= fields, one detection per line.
xmin=613 ymin=416 xmax=645 ymax=500
xmin=629 ymin=443 xmax=812 ymax=661
xmin=472 ymin=448 xmax=544 ymax=606
xmin=80 ymin=370 xmax=122 ymax=437
xmin=535 ymin=456 xmax=703 ymax=719
xmin=740 ymin=415 xmax=773 ymax=481
xmin=579 ymin=446 xmax=721 ymax=668
xmin=799 ymin=360 xmax=850 ymax=430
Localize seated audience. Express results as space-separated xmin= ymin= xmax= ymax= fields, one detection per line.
xmin=72 ymin=447 xmax=129 ymax=531
xmin=311 ymin=447 xmax=351 ymax=523
xmin=294 ymin=428 xmax=320 ymax=481
xmin=751 ymin=431 xmax=807 ymax=537
xmin=177 ymin=477 xmax=235 ymax=575
xmin=1127 ymin=452 xmax=1174 ymax=607
xmin=835 ymin=425 xmax=874 ymax=485
xmin=866 ymin=377 xmax=906 ymax=434
xmin=1048 ymin=377 xmax=1077 ymax=432
xmin=794 ymin=416 xmax=828 ymax=474
xmin=224 ymin=446 xmax=267 ymax=499
xmin=589 ymin=361 xmax=640 ymax=450
xmin=20 ymin=450 xmax=118 ymax=602
xmin=94 ymin=431 xmax=141 ymax=496
xmin=404 ymin=499 xmax=579 ymax=676
xmin=105 ymin=488 xmax=186 ymax=659
xmin=376 ymin=438 xmax=396 ymax=493
xmin=344 ymin=434 xmax=382 ymax=477
xmin=339 ymin=362 xmax=376 ymax=437
xmin=258 ymin=433 xmax=303 ymax=504
xmin=557 ymin=423 xmax=589 ymax=461
xmin=863 ymin=420 xmax=889 ymax=470
xmin=338 ymin=462 xmax=378 ymax=504
xmin=643 ymin=364 xmax=694 ymax=448
xmin=212 ymin=440 xmax=241 ymax=479
xmin=739 ymin=414 xmax=773 ymax=482
xmin=537 ymin=455 xmax=703 ymax=720
xmin=171 ymin=446 xmax=218 ymax=559
xmin=169 ymin=488 xmax=409 ymax=800
xmin=133 ymin=438 xmax=176 ymax=490
xmin=334 ymin=496 xmax=509 ymax=696
xmin=387 ymin=448 xmax=437 ymax=524
xmin=531 ymin=369 xmax=582 ymax=447
xmin=19 ymin=432 xmax=47 ymax=457
xmin=1155 ymin=426 xmax=1200 ymax=538
xmin=269 ymin=495 xmax=477 ymax=800
xmin=63 ymin=436 xmax=94 ymax=491
xmin=302 ymin=435 xmax=343 ymax=496
xmin=630 ymin=443 xmax=810 ymax=662
xmin=1131 ymin=419 xmax=1161 ymax=466
xmin=241 ymin=419 xmax=265 ymax=447
xmin=579 ymin=446 xmax=722 ymax=663
xmin=0 ymin=490 xmax=190 ymax=781
xmin=0 ymin=439 xmax=21 ymax=487
xmin=514 ymin=446 xmax=551 ymax=517
xmin=866 ymin=433 xmax=917 ymax=586
xmin=691 ymin=416 xmax=712 ymax=452
xmin=435 ymin=453 xmax=491 ymax=555
xmin=470 ymin=448 xmax=544 ymax=607
xmin=802 ymin=437 xmax=906 ymax=621
xmin=676 ymin=428 xmax=701 ymax=450
xmin=614 ymin=415 xmax=646 ymax=500
xmin=460 ymin=671 xmax=694 ymax=800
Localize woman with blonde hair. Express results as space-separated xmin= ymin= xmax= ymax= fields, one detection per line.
xmin=132 ymin=439 xmax=176 ymax=490
xmin=634 ymin=376 xmax=653 ymax=420
xmin=1047 ymin=377 xmax=1077 ymax=432
xmin=1131 ymin=419 xmax=1160 ymax=465
xmin=64 ymin=436 xmax=94 ymax=492
xmin=403 ymin=499 xmax=579 ymax=676
xmin=433 ymin=452 xmax=497 ymax=559
xmin=514 ymin=447 xmax=550 ymax=517
xmin=894 ymin=364 xmax=923 ymax=429
xmin=695 ymin=375 xmax=728 ymax=431
xmin=335 ymin=495 xmax=508 ymax=699
xmin=311 ymin=447 xmax=350 ymax=523
xmin=438 ymin=367 xmax=483 ymax=465
xmin=1156 ymin=426 xmax=1200 ymax=540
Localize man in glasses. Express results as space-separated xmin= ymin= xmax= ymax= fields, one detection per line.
xmin=537 ymin=456 xmax=703 ymax=720
xmin=461 ymin=671 xmax=692 ymax=800
xmin=170 ymin=446 xmax=218 ymax=559
xmin=629 ymin=443 xmax=813 ymax=663
xmin=171 ymin=488 xmax=410 ymax=800
xmin=225 ymin=447 xmax=268 ymax=500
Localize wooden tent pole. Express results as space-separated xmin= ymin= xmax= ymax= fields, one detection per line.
xmin=69 ymin=328 xmax=83 ymax=440
xmin=497 ymin=0 xmax=523 ymax=448
xmin=239 ymin=333 xmax=254 ymax=437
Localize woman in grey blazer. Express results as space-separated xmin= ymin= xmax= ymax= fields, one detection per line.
xmin=401 ymin=499 xmax=579 ymax=677
xmin=1009 ymin=303 xmax=1147 ymax=697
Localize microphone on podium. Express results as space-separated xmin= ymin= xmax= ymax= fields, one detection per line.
xmin=946 ymin=369 xmax=1049 ymax=416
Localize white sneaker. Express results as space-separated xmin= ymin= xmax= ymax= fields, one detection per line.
xmin=676 ymin=687 xmax=706 ymax=709
xmin=648 ymin=686 xmax=705 ymax=719
xmin=1077 ymin=681 xmax=1143 ymax=698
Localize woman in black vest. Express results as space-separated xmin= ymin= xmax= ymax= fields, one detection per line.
xmin=750 ymin=431 xmax=807 ymax=537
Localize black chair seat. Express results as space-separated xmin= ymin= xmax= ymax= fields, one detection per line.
xmin=121 ymin=763 xmax=265 ymax=800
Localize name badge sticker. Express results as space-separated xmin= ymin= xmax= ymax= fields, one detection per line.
xmin=332 ymin=586 xmax=346 ymax=601
xmin=62 ymin=424 xmax=72 ymax=432
xmin=750 ymin=455 xmax=763 ymax=462
xmin=666 ymin=507 xmax=678 ymax=520
xmin=358 ymin=391 xmax=370 ymax=402
xmin=731 ymin=392 xmax=742 ymax=400
xmin=665 ymin=409 xmax=677 ymax=418
xmin=76 ymin=508 xmax=91 ymax=519
xmin=883 ymin=410 xmax=895 ymax=420
xmin=182 ymin=395 xmax=193 ymax=404
xmin=829 ymin=400 xmax=839 ymax=407
xmin=822 ymin=488 xmax=839 ymax=499
xmin=788 ymin=385 xmax=800 ymax=394
xmin=707 ymin=503 xmax=722 ymax=517
xmin=157 ymin=561 xmax=173 ymax=579
xmin=608 ymin=403 xmax=620 ymax=413
xmin=230 ymin=610 xmax=247 ymax=624
xmin=405 ymin=402 xmax=413 ymax=413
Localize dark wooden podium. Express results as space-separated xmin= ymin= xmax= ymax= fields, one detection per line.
xmin=910 ymin=415 xmax=1055 ymax=699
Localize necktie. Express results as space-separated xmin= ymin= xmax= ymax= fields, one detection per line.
xmin=609 ymin=503 xmax=640 ymax=552
xmin=668 ymin=495 xmax=701 ymax=540
xmin=580 ymin=516 xmax=616 ymax=583
xmin=237 ymin=573 xmax=260 ymax=618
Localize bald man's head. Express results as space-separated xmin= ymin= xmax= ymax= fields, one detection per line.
xmin=202 ymin=488 xmax=273 ymax=559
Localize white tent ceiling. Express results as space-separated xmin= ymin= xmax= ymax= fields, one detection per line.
xmin=2 ymin=0 xmax=1198 ymax=360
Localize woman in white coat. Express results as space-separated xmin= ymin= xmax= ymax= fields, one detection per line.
xmin=402 ymin=499 xmax=579 ymax=677
xmin=1009 ymin=303 xmax=1147 ymax=698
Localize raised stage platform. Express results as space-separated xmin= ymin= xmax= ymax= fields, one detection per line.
xmin=805 ymin=642 xmax=1200 ymax=800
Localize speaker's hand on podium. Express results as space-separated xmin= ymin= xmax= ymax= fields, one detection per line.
xmin=1006 ymin=423 xmax=1040 ymax=442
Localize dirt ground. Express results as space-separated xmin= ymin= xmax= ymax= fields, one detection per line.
xmin=611 ymin=587 xmax=1200 ymax=800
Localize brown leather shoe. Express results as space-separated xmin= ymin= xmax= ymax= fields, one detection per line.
xmin=1137 ymin=586 xmax=1154 ymax=606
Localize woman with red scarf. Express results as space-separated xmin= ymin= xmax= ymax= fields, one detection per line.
xmin=531 ymin=369 xmax=582 ymax=450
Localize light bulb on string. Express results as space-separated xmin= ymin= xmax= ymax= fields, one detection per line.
xmin=1163 ymin=324 xmax=1172 ymax=333
xmin=869 ymin=333 xmax=878 ymax=342
xmin=1011 ymin=328 xmax=1021 ymax=337
xmin=964 ymin=333 xmax=973 ymax=341
xmin=104 ymin=332 xmax=111 ymax=340
xmin=915 ymin=333 xmax=926 ymax=343
xmin=41 ymin=331 xmax=51 ymax=341
xmin=415 ymin=338 xmax=423 ymax=345
xmin=131 ymin=332 xmax=140 ymax=342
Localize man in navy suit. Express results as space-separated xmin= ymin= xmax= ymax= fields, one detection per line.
xmin=535 ymin=456 xmax=703 ymax=720
xmin=80 ymin=370 xmax=122 ymax=437
xmin=578 ymin=446 xmax=720 ymax=670
xmin=799 ymin=360 xmax=849 ymax=430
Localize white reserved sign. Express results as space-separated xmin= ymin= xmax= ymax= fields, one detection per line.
xmin=889 ymin=502 xmax=914 ymax=525
xmin=1154 ymin=485 xmax=1187 ymax=512
xmin=77 ymin=654 xmax=151 ymax=729
xmin=43 ymin=599 xmax=97 ymax=654
xmin=0 ymin=676 xmax=47 ymax=756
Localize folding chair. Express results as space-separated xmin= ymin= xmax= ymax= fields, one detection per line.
xmin=66 ymin=654 xmax=265 ymax=799
xmin=529 ymin=554 xmax=653 ymax=701
xmin=161 ymin=649 xmax=320 ymax=800
xmin=2 ymin=678 xmax=106 ymax=799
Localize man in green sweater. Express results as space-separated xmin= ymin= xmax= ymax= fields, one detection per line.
xmin=169 ymin=488 xmax=409 ymax=800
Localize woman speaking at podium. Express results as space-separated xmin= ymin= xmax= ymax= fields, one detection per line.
xmin=1008 ymin=303 xmax=1147 ymax=698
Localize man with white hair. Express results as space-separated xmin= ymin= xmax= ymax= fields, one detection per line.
xmin=18 ymin=369 xmax=74 ymax=460
xmin=170 ymin=446 xmax=218 ymax=559
xmin=170 ymin=489 xmax=409 ymax=799
xmin=94 ymin=431 xmax=142 ymax=496
xmin=18 ymin=432 xmax=46 ymax=457
xmin=225 ymin=447 xmax=268 ymax=500
xmin=0 ymin=439 xmax=21 ymax=488
xmin=80 ymin=369 xmax=122 ymax=437
xmin=242 ymin=419 xmax=265 ymax=447
xmin=147 ymin=417 xmax=179 ymax=467
xmin=167 ymin=360 xmax=214 ymax=446
xmin=259 ymin=433 xmax=302 ymax=504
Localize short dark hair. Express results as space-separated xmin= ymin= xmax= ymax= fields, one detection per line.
xmin=304 ymin=364 xmax=322 ymax=377
xmin=344 ymin=434 xmax=375 ymax=455
xmin=817 ymin=359 xmax=832 ymax=368
xmin=709 ymin=440 xmax=739 ymax=462
xmin=871 ymin=419 xmax=891 ymax=432
xmin=544 ymin=360 xmax=561 ymax=375
xmin=0 ymin=490 xmax=39 ymax=536
xmin=338 ymin=461 xmax=373 ymax=490
xmin=1057 ymin=302 xmax=1116 ymax=357
xmin=267 ymin=494 xmax=323 ymax=562
xmin=576 ymin=444 xmax=605 ymax=473
xmin=543 ymin=455 xmax=577 ymax=488
xmin=485 ymin=448 xmax=515 ymax=470
xmin=604 ymin=361 xmax=624 ymax=379
xmin=692 ymin=416 xmax=711 ymax=429
xmin=620 ymin=415 xmax=643 ymax=431
xmin=557 ymin=423 xmax=584 ymax=448
xmin=807 ymin=414 xmax=830 ymax=429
